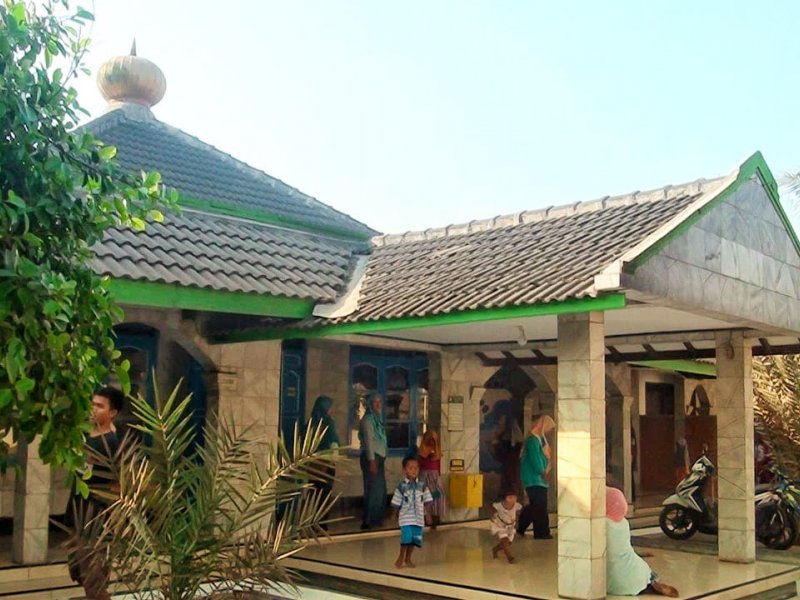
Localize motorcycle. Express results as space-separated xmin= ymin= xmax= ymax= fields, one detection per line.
xmin=659 ymin=454 xmax=797 ymax=550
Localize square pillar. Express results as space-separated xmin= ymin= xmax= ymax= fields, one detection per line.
xmin=622 ymin=396 xmax=634 ymax=504
xmin=557 ymin=312 xmax=606 ymax=599
xmin=715 ymin=331 xmax=755 ymax=563
xmin=12 ymin=438 xmax=51 ymax=564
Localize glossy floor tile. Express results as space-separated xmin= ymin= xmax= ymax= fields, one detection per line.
xmin=292 ymin=527 xmax=800 ymax=599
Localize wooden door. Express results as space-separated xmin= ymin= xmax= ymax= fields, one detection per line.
xmin=639 ymin=416 xmax=675 ymax=492
xmin=685 ymin=416 xmax=717 ymax=466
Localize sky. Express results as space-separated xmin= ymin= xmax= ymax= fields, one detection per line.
xmin=70 ymin=0 xmax=800 ymax=234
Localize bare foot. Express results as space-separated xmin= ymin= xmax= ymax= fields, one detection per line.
xmin=650 ymin=581 xmax=679 ymax=597
xmin=507 ymin=555 xmax=516 ymax=564
xmin=395 ymin=558 xmax=404 ymax=569
xmin=405 ymin=560 xmax=416 ymax=568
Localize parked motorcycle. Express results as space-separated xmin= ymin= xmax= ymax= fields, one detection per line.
xmin=659 ymin=454 xmax=798 ymax=550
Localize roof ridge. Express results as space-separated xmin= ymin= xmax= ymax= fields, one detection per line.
xmin=372 ymin=176 xmax=727 ymax=247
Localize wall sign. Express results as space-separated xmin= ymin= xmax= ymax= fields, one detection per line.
xmin=448 ymin=395 xmax=464 ymax=431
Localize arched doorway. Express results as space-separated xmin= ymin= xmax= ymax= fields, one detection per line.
xmin=113 ymin=322 xmax=208 ymax=450
xmin=685 ymin=384 xmax=716 ymax=466
xmin=478 ymin=366 xmax=532 ymax=500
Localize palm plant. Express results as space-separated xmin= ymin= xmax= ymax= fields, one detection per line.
xmin=87 ymin=383 xmax=338 ymax=600
xmin=753 ymin=354 xmax=800 ymax=480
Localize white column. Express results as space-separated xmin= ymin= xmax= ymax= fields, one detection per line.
xmin=715 ymin=331 xmax=755 ymax=563
xmin=622 ymin=396 xmax=634 ymax=504
xmin=12 ymin=438 xmax=51 ymax=564
xmin=557 ymin=312 xmax=606 ymax=599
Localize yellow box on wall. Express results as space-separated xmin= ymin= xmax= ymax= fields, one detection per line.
xmin=449 ymin=473 xmax=483 ymax=508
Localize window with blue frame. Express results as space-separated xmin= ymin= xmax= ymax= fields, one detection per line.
xmin=349 ymin=347 xmax=429 ymax=455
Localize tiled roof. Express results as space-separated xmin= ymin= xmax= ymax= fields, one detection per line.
xmin=85 ymin=105 xmax=376 ymax=239
xmin=91 ymin=210 xmax=366 ymax=302
xmin=330 ymin=178 xmax=727 ymax=323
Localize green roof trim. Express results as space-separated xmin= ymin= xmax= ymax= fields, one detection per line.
xmin=210 ymin=292 xmax=627 ymax=344
xmin=177 ymin=195 xmax=374 ymax=242
xmin=108 ymin=279 xmax=314 ymax=318
xmin=629 ymin=359 xmax=716 ymax=378
xmin=627 ymin=151 xmax=800 ymax=270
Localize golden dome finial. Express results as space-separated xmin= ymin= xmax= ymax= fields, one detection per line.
xmin=97 ymin=42 xmax=166 ymax=109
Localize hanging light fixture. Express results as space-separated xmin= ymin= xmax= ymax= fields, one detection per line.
xmin=516 ymin=326 xmax=527 ymax=347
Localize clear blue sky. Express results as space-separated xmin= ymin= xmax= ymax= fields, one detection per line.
xmin=72 ymin=1 xmax=800 ymax=234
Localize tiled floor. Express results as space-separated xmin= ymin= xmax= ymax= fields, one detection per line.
xmin=290 ymin=526 xmax=800 ymax=600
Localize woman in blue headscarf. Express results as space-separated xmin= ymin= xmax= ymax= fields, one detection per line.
xmin=307 ymin=395 xmax=340 ymax=506
xmin=358 ymin=391 xmax=387 ymax=529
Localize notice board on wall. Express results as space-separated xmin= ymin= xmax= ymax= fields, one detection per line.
xmin=448 ymin=395 xmax=464 ymax=431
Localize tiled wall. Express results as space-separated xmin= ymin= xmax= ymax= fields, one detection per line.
xmin=215 ymin=340 xmax=282 ymax=438
xmin=623 ymin=176 xmax=800 ymax=332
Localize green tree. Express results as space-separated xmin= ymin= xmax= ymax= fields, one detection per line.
xmin=0 ymin=0 xmax=175 ymax=476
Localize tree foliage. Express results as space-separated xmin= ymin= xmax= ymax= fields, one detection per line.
xmin=753 ymin=354 xmax=800 ymax=480
xmin=0 ymin=0 xmax=175 ymax=472
xmin=80 ymin=385 xmax=338 ymax=600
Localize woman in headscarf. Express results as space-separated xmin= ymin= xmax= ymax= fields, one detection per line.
xmin=358 ymin=392 xmax=387 ymax=529
xmin=306 ymin=396 xmax=340 ymax=503
xmin=418 ymin=430 xmax=446 ymax=528
xmin=517 ymin=413 xmax=556 ymax=539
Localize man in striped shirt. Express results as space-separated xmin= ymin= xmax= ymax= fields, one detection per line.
xmin=392 ymin=456 xmax=434 ymax=568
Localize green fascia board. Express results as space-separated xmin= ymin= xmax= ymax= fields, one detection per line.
xmin=210 ymin=293 xmax=627 ymax=344
xmin=177 ymin=195 xmax=373 ymax=242
xmin=629 ymin=359 xmax=716 ymax=378
xmin=627 ymin=151 xmax=800 ymax=271
xmin=108 ymin=278 xmax=314 ymax=318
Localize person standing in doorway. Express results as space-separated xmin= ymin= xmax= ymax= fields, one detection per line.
xmin=359 ymin=392 xmax=387 ymax=529
xmin=306 ymin=395 xmax=340 ymax=526
xmin=517 ymin=413 xmax=555 ymax=539
xmin=67 ymin=386 xmax=124 ymax=600
xmin=673 ymin=438 xmax=690 ymax=484
xmin=418 ymin=430 xmax=446 ymax=528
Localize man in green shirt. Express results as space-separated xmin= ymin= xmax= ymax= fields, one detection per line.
xmin=517 ymin=414 xmax=555 ymax=539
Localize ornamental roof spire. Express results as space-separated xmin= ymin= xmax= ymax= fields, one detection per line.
xmin=97 ymin=40 xmax=166 ymax=112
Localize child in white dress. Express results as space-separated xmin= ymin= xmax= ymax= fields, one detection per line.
xmin=490 ymin=491 xmax=522 ymax=563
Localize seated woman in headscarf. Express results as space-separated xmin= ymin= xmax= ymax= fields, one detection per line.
xmin=306 ymin=395 xmax=340 ymax=503
xmin=606 ymin=486 xmax=678 ymax=597
xmin=418 ymin=430 xmax=446 ymax=528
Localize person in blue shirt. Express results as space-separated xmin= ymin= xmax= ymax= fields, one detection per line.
xmin=391 ymin=456 xmax=433 ymax=568
xmin=517 ymin=413 xmax=555 ymax=539
xmin=359 ymin=392 xmax=387 ymax=529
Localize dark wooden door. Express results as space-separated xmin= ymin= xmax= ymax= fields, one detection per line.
xmin=685 ymin=416 xmax=717 ymax=466
xmin=640 ymin=416 xmax=675 ymax=492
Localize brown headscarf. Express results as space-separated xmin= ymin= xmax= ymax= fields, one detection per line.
xmin=419 ymin=430 xmax=442 ymax=460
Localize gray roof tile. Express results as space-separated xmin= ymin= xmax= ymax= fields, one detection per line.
xmin=85 ymin=106 xmax=377 ymax=239
xmin=330 ymin=178 xmax=725 ymax=323
xmin=93 ymin=210 xmax=366 ymax=302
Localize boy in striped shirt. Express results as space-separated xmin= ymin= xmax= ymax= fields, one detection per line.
xmin=392 ymin=456 xmax=434 ymax=568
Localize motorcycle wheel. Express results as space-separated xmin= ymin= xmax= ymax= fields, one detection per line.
xmin=659 ymin=504 xmax=698 ymax=540
xmin=758 ymin=502 xmax=797 ymax=550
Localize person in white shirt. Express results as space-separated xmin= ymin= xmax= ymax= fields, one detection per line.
xmin=490 ymin=490 xmax=523 ymax=563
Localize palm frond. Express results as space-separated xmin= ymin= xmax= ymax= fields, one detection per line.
xmin=90 ymin=381 xmax=338 ymax=599
xmin=754 ymin=355 xmax=800 ymax=479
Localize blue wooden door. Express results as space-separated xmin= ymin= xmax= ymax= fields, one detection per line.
xmin=280 ymin=340 xmax=306 ymax=455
